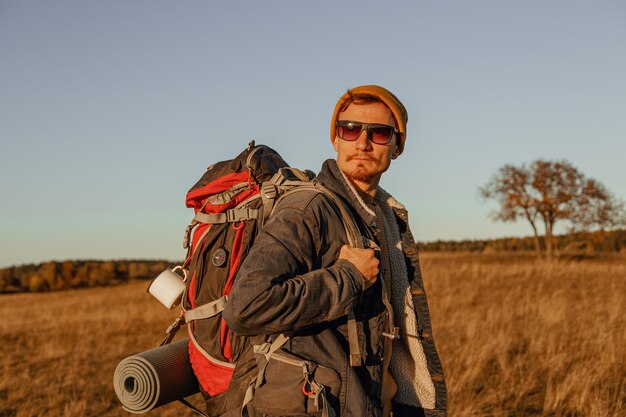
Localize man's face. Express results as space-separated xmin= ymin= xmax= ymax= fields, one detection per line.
xmin=333 ymin=101 xmax=399 ymax=190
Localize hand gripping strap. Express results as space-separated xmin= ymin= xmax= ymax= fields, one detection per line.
xmin=362 ymin=238 xmax=399 ymax=342
xmin=310 ymin=184 xmax=364 ymax=367
xmin=260 ymin=179 xmax=365 ymax=367
xmin=270 ymin=183 xmax=365 ymax=366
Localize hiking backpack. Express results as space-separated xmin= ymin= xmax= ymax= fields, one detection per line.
xmin=160 ymin=142 xmax=363 ymax=397
xmin=160 ymin=141 xmax=381 ymax=417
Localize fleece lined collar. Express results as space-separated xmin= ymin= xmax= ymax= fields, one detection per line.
xmin=316 ymin=159 xmax=377 ymax=227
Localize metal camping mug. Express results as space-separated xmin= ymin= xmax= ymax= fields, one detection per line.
xmin=147 ymin=266 xmax=187 ymax=309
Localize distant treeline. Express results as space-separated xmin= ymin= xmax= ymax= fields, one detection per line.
xmin=418 ymin=229 xmax=626 ymax=253
xmin=0 ymin=259 xmax=174 ymax=294
xmin=3 ymin=229 xmax=625 ymax=294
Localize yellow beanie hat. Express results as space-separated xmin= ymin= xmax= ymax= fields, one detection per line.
xmin=330 ymin=85 xmax=408 ymax=155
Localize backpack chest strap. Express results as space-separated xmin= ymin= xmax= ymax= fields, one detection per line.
xmin=194 ymin=207 xmax=260 ymax=224
xmin=184 ymin=296 xmax=229 ymax=322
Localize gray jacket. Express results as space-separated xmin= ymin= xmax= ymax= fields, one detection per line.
xmin=223 ymin=159 xmax=447 ymax=417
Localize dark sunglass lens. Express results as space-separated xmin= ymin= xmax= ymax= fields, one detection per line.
xmin=370 ymin=127 xmax=393 ymax=144
xmin=338 ymin=122 xmax=362 ymax=141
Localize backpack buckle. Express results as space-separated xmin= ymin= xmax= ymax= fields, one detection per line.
xmin=226 ymin=209 xmax=237 ymax=223
xmin=261 ymin=182 xmax=278 ymax=200
xmin=226 ymin=207 xmax=260 ymax=223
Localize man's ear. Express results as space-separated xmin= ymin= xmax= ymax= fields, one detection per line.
xmin=332 ymin=137 xmax=339 ymax=153
xmin=391 ymin=135 xmax=400 ymax=159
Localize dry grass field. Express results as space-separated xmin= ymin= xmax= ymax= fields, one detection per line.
xmin=424 ymin=252 xmax=625 ymax=417
xmin=0 ymin=252 xmax=624 ymax=417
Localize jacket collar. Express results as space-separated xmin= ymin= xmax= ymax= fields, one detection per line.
xmin=317 ymin=159 xmax=409 ymax=226
xmin=316 ymin=159 xmax=377 ymax=227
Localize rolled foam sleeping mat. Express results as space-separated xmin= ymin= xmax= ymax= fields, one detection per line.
xmin=113 ymin=339 xmax=200 ymax=414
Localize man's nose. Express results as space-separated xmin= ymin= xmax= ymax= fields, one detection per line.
xmin=355 ymin=129 xmax=372 ymax=151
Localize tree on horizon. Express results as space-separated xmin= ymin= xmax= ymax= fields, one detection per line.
xmin=480 ymin=159 xmax=625 ymax=259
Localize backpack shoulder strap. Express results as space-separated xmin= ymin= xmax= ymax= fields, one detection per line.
xmin=303 ymin=184 xmax=366 ymax=366
xmin=261 ymin=176 xmax=365 ymax=367
xmin=260 ymin=168 xmax=363 ymax=249
xmin=309 ymin=184 xmax=363 ymax=249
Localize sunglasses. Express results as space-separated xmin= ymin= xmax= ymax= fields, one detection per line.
xmin=336 ymin=120 xmax=398 ymax=145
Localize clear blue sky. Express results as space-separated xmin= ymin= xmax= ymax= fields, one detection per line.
xmin=1 ymin=1 xmax=625 ymax=267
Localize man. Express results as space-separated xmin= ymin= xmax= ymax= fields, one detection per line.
xmin=223 ymin=85 xmax=447 ymax=417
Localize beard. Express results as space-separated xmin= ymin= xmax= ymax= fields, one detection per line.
xmin=345 ymin=165 xmax=374 ymax=182
xmin=343 ymin=154 xmax=377 ymax=182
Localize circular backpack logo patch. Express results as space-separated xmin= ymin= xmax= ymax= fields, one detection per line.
xmin=211 ymin=248 xmax=228 ymax=267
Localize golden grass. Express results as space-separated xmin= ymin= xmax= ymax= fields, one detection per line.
xmin=421 ymin=252 xmax=626 ymax=417
xmin=0 ymin=279 xmax=202 ymax=417
xmin=0 ymin=253 xmax=624 ymax=416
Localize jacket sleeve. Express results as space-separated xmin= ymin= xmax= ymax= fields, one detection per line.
xmin=223 ymin=200 xmax=365 ymax=336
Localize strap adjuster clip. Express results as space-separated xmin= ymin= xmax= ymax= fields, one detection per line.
xmin=382 ymin=327 xmax=400 ymax=340
xmin=261 ymin=182 xmax=278 ymax=200
xmin=183 ymin=223 xmax=194 ymax=249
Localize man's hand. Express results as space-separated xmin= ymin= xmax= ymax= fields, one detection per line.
xmin=338 ymin=245 xmax=379 ymax=289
